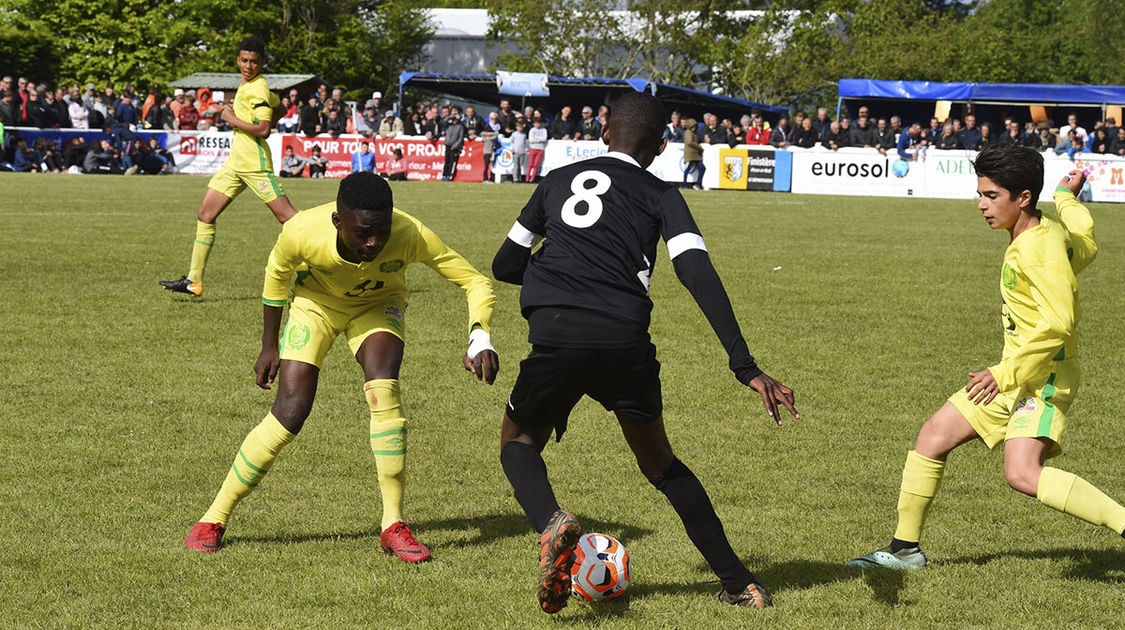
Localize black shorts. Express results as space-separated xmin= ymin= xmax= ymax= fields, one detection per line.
xmin=506 ymin=343 xmax=662 ymax=440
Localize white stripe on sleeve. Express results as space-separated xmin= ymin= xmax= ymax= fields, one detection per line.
xmin=507 ymin=221 xmax=543 ymax=249
xmin=666 ymin=232 xmax=707 ymax=260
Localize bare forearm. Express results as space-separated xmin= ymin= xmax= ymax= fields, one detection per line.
xmin=262 ymin=305 xmax=284 ymax=350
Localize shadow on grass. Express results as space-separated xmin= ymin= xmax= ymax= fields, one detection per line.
xmin=943 ymin=547 xmax=1125 ymax=583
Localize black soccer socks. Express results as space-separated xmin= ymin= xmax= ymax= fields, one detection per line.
xmin=501 ymin=441 xmax=562 ymax=533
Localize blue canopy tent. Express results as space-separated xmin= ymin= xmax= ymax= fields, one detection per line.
xmin=398 ymin=72 xmax=786 ymax=123
xmin=836 ymin=78 xmax=1125 ymax=129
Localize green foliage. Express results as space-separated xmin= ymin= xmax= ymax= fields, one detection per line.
xmin=3 ymin=174 xmax=1125 ymax=627
xmin=0 ymin=0 xmax=432 ymax=98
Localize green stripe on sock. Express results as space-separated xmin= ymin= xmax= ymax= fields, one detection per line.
xmin=370 ymin=429 xmax=407 ymax=439
xmin=371 ymin=448 xmax=406 ymax=456
xmin=231 ymin=464 xmax=260 ymax=488
xmin=238 ymin=448 xmax=268 ymax=475
xmin=1037 ymin=373 xmax=1057 ymax=438
xmin=195 ymin=239 xmax=214 ymax=246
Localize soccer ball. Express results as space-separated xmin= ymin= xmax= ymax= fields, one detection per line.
xmin=569 ymin=533 xmax=630 ymax=602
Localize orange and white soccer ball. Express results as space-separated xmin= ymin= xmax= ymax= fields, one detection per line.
xmin=570 ymin=533 xmax=630 ymax=602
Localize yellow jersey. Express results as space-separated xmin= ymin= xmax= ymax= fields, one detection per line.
xmin=262 ymin=203 xmax=494 ymax=333
xmin=991 ymin=188 xmax=1096 ymax=393
xmin=227 ymin=75 xmax=280 ymax=172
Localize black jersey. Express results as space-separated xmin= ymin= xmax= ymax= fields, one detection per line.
xmin=493 ymin=151 xmax=762 ymax=384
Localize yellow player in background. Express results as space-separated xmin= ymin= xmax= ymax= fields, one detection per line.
xmin=161 ymin=36 xmax=299 ymax=297
xmin=183 ymin=172 xmax=499 ymax=562
xmin=849 ymin=143 xmax=1125 ymax=570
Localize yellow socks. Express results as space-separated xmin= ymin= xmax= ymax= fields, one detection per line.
xmin=1037 ymin=467 xmax=1125 ymax=535
xmin=894 ymin=450 xmax=946 ymax=544
xmin=366 ymin=379 xmax=407 ymax=530
xmin=188 ymin=220 xmax=216 ymax=283
xmin=200 ymin=413 xmax=296 ymax=525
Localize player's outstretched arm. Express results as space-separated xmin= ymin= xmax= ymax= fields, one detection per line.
xmin=670 ymin=248 xmax=798 ymax=423
xmin=254 ymin=305 xmax=284 ymax=389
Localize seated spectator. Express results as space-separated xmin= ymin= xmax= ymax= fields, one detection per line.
xmin=378 ymin=110 xmax=403 ymax=139
xmin=549 ymin=105 xmax=577 ymax=140
xmin=769 ymin=115 xmax=791 ymax=148
xmin=1059 ymin=113 xmax=1086 ymax=142
xmin=664 ymin=111 xmax=685 ymax=142
xmin=850 ymin=106 xmax=878 ymax=148
xmin=794 ymin=117 xmax=820 ymax=148
xmin=299 ymin=95 xmax=321 ymax=135
xmin=178 ymin=96 xmax=200 ymax=130
xmin=307 ymin=145 xmax=328 ymax=178
xmin=1067 ymin=134 xmax=1090 ymax=159
xmin=279 ymin=145 xmax=307 ymax=177
xmin=404 ymin=111 xmax=423 ymax=137
xmin=977 ymin=122 xmax=992 ymax=148
xmin=578 ymin=106 xmax=601 ymax=140
xmin=958 ymin=114 xmax=981 ymax=150
xmin=12 ymin=139 xmax=41 ymax=172
xmin=825 ymin=121 xmax=846 ymax=150
xmin=995 ymin=120 xmax=1024 ymax=146
xmin=352 ymin=140 xmax=375 ymax=172
xmin=382 ymin=147 xmax=407 ymax=181
xmin=277 ymin=96 xmax=299 ymax=133
xmin=37 ymin=138 xmax=63 ymax=172
xmin=876 ymin=118 xmax=895 ymax=154
xmin=148 ymin=137 xmax=175 ymax=172
xmin=682 ymin=117 xmax=704 ymax=189
xmin=1054 ymin=128 xmax=1076 ymax=155
xmin=1027 ymin=123 xmax=1056 ymax=152
xmin=897 ymin=123 xmax=926 ymax=160
xmin=1111 ymin=126 xmax=1125 ymax=156
xmin=936 ymin=122 xmax=963 ymax=149
xmin=1089 ymin=127 xmax=1111 ymax=154
xmin=728 ymin=122 xmax=746 ymax=146
xmin=84 ymin=138 xmax=124 ymax=174
xmin=63 ymin=136 xmax=87 ymax=172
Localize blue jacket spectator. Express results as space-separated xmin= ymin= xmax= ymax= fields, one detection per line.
xmin=352 ymin=142 xmax=375 ymax=172
xmin=897 ymin=124 xmax=925 ymax=160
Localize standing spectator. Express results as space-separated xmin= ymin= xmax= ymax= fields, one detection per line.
xmin=769 ymin=115 xmax=791 ymax=148
xmin=549 ymin=105 xmax=577 ymax=140
xmin=526 ymin=117 xmax=548 ymax=182
xmin=496 ymin=98 xmax=516 ymax=136
xmin=369 ymin=91 xmax=388 ymax=120
xmin=1089 ymin=127 xmax=1111 ymax=154
xmin=936 ymin=121 xmax=963 ymax=149
xmin=81 ymin=83 xmax=97 ymax=110
xmin=745 ymin=117 xmax=769 ymax=145
xmin=84 ymin=138 xmax=124 ymax=174
xmin=463 ymin=105 xmax=484 ymax=139
xmin=995 ymin=120 xmax=1024 ymax=146
xmin=68 ymin=88 xmax=90 ymax=129
xmin=352 ymin=140 xmax=375 ymax=172
xmin=1084 ymin=121 xmax=1105 ymax=151
xmin=791 ymin=111 xmax=807 ymax=139
xmin=922 ymin=117 xmax=942 ymax=144
xmin=0 ymin=89 xmax=17 ymax=126
xmin=178 ymin=95 xmax=200 ymax=130
xmin=728 ymin=122 xmax=746 ymax=146
xmin=116 ymin=91 xmax=139 ymax=130
xmin=382 ymin=147 xmax=407 ymax=180
xmin=378 ymin=110 xmax=403 ymax=139
xmin=824 ymin=122 xmax=846 ymax=150
xmin=682 ymin=116 xmax=704 ymax=189
xmin=578 ymin=106 xmax=601 ymax=140
xmin=959 ymin=114 xmax=982 ymax=150
xmin=307 ymin=145 xmax=327 ymax=177
xmin=701 ymin=113 xmax=727 ymax=145
xmin=1029 ymin=123 xmax=1057 ymax=152
xmin=522 ymin=105 xmax=535 ymax=124
xmin=169 ymin=88 xmax=185 ymax=118
xmin=210 ymin=91 xmax=231 ymax=131
xmin=299 ymin=94 xmax=321 ymax=135
xmin=403 ymin=111 xmax=423 ymax=137
xmin=1059 ymin=113 xmax=1086 ymax=142
xmin=597 ymin=104 xmax=610 ymax=129
xmin=812 ymin=107 xmax=832 ymax=139
xmin=979 ymin=122 xmax=993 ymax=149
xmin=144 ymin=93 xmax=169 ymax=129
xmin=794 ymin=117 xmax=819 ymax=148
xmin=279 ymin=145 xmax=306 ymax=177
xmin=838 ymin=117 xmax=853 ymax=146
xmin=850 ymin=106 xmax=878 ymax=148
xmin=889 ymin=116 xmax=904 ymax=139
xmin=442 ymin=106 xmax=465 ymax=181
xmin=323 ymin=108 xmax=345 ymax=137
xmin=481 ymin=112 xmax=500 ymax=181
xmin=1111 ymin=126 xmax=1125 ymax=156
xmin=315 ymin=83 xmax=329 ymax=111
xmin=420 ymin=108 xmax=441 ymax=140
xmin=277 ymin=96 xmax=299 ymax=132
xmin=16 ymin=77 xmax=31 ymax=125
xmin=664 ymin=111 xmax=684 ymax=142
xmin=25 ymin=88 xmax=49 ymax=127
xmin=897 ymin=123 xmax=926 ymax=160
xmin=875 ymin=118 xmax=895 ymax=154
xmin=86 ymin=93 xmax=106 ymax=129
xmin=509 ymin=119 xmax=528 ymax=182
xmin=356 ymin=102 xmax=378 ymax=137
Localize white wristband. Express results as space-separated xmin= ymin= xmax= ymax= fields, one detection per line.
xmin=466 ymin=329 xmax=494 ymax=360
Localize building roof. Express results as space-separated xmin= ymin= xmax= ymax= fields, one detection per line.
xmin=169 ymin=73 xmax=323 ymax=91
xmin=839 ymin=78 xmax=1125 ymax=106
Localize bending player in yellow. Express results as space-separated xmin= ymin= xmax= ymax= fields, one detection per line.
xmin=161 ymin=36 xmax=299 ymax=297
xmin=848 ymin=144 xmax=1125 ymax=570
xmin=183 ymin=172 xmax=499 ymax=561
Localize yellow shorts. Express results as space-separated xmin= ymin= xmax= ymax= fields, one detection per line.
xmin=207 ymin=164 xmax=284 ymax=203
xmin=279 ymin=295 xmax=406 ymax=368
xmin=949 ymin=359 xmax=1079 ymax=459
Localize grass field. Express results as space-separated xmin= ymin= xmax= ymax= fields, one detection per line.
xmin=2 ymin=173 xmax=1124 ymax=629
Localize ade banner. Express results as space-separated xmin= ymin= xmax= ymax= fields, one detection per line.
xmin=276 ymin=135 xmax=485 ymax=181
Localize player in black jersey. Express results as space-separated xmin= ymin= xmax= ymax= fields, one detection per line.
xmin=492 ymin=92 xmax=799 ymax=614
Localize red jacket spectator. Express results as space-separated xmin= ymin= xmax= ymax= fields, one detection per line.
xmin=745 ymin=125 xmax=770 ymax=145
xmin=178 ymin=100 xmax=200 ymax=130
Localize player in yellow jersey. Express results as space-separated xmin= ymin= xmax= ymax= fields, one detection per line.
xmin=183 ymin=172 xmax=499 ymax=561
xmin=848 ymin=144 xmax=1125 ymax=571
xmin=161 ymin=36 xmax=300 ymax=297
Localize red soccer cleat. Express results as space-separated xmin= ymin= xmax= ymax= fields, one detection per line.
xmin=184 ymin=521 xmax=225 ymax=553
xmin=538 ymin=510 xmax=582 ymax=614
xmin=380 ymin=521 xmax=432 ymax=563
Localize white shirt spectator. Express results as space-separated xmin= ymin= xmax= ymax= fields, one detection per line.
xmin=528 ymin=126 xmax=548 ymax=150
xmin=1059 ymin=123 xmax=1087 ymax=140
xmin=68 ymin=100 xmax=89 ymax=129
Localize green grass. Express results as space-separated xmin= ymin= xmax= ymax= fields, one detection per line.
xmin=2 ymin=174 xmax=1124 ymax=629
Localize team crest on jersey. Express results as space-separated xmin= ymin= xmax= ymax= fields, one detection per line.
xmin=380 ymin=260 xmax=404 ymax=273
xmin=1014 ymin=396 xmax=1037 ymax=416
xmin=724 ymin=156 xmax=743 ymax=182
xmin=1002 ymin=263 xmax=1017 ymax=289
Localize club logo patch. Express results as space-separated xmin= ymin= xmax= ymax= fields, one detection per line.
xmin=1002 ymin=264 xmax=1017 ymax=289
xmin=384 ymin=305 xmax=403 ymax=320
xmin=258 ymin=180 xmax=271 ymax=193
xmin=1014 ymin=396 xmax=1037 ymax=416
xmin=286 ymin=323 xmax=311 ymax=350
xmin=380 ymin=260 xmax=404 ymax=273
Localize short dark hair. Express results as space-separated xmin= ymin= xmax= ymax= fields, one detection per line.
xmin=972 ymin=143 xmax=1044 ymax=205
xmin=238 ymin=36 xmax=266 ymax=56
xmin=608 ymin=91 xmax=667 ymax=150
xmin=337 ymin=172 xmax=393 ymax=216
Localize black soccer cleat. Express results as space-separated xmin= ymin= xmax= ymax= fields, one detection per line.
xmin=160 ymin=276 xmax=203 ymax=296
